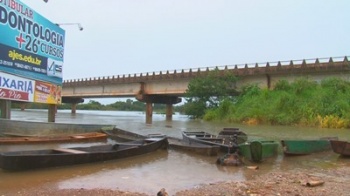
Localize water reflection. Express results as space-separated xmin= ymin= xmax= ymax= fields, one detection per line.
xmin=1 ymin=109 xmax=350 ymax=195
xmin=58 ymin=150 xmax=238 ymax=194
xmin=0 ymin=148 xmax=245 ymax=194
xmin=279 ymin=151 xmax=344 ymax=171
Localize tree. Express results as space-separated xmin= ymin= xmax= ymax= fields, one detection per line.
xmin=77 ymin=100 xmax=102 ymax=110
xmin=184 ymin=68 xmax=239 ymax=118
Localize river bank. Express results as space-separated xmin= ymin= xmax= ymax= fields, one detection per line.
xmin=4 ymin=110 xmax=350 ymax=195
xmin=2 ymin=165 xmax=349 ymax=196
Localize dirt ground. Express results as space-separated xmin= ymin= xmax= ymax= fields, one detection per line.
xmin=2 ymin=166 xmax=350 ymax=196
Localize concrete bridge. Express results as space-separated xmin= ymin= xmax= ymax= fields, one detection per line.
xmin=62 ymin=56 xmax=349 ymax=123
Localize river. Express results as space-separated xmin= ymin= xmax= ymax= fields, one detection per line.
xmin=1 ymin=109 xmax=349 ymax=195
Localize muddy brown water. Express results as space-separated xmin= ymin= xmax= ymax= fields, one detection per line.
xmin=1 ymin=109 xmax=349 ymax=195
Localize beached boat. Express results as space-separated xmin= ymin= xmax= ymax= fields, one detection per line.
xmin=102 ymin=127 xmax=147 ymax=142
xmin=0 ymin=132 xmax=108 ymax=144
xmin=238 ymin=140 xmax=279 ymax=162
xmin=147 ymin=134 xmax=220 ymax=156
xmin=219 ymin=128 xmax=248 ymax=144
xmin=0 ymin=118 xmax=115 ymax=136
xmin=281 ymin=137 xmax=337 ymax=155
xmin=167 ymin=137 xmax=220 ymax=156
xmin=0 ymin=137 xmax=169 ymax=171
xmin=182 ymin=131 xmax=246 ymax=153
xmin=104 ymin=128 xmax=220 ymax=156
xmin=330 ymin=140 xmax=350 ymax=157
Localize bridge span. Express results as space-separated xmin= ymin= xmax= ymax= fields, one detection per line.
xmin=62 ymin=56 xmax=349 ymax=123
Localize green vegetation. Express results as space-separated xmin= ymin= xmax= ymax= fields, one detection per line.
xmin=200 ymin=77 xmax=350 ymax=128
xmin=183 ymin=68 xmax=239 ymax=118
xmin=11 ymin=73 xmax=350 ymax=129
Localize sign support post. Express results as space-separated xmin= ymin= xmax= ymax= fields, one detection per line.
xmin=0 ymin=100 xmax=11 ymax=119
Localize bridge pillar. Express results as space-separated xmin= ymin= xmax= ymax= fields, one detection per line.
xmin=166 ymin=104 xmax=173 ymax=121
xmin=0 ymin=99 xmax=11 ymax=119
xmin=136 ymin=94 xmax=181 ymax=124
xmin=48 ymin=104 xmax=56 ymax=122
xmin=62 ymin=97 xmax=84 ymax=114
xmin=146 ymin=102 xmax=153 ymax=124
xmin=71 ymin=103 xmax=77 ymax=114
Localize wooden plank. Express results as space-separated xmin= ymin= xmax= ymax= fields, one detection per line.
xmin=54 ymin=148 xmax=87 ymax=154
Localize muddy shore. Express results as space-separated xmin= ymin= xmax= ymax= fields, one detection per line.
xmin=2 ymin=166 xmax=349 ymax=196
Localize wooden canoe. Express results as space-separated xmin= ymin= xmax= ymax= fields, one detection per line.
xmin=0 ymin=137 xmax=169 ymax=171
xmin=104 ymin=128 xmax=220 ymax=156
xmin=0 ymin=118 xmax=115 ymax=136
xmin=182 ymin=131 xmax=244 ymax=153
xmin=167 ymin=137 xmax=220 ymax=156
xmin=330 ymin=140 xmax=350 ymax=156
xmin=238 ymin=140 xmax=279 ymax=162
xmin=102 ymin=127 xmax=147 ymax=142
xmin=0 ymin=132 xmax=108 ymax=144
xmin=281 ymin=137 xmax=338 ymax=155
xmin=146 ymin=134 xmax=220 ymax=156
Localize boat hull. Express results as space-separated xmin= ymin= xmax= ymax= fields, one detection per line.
xmin=0 ymin=132 xmax=107 ymax=144
xmin=0 ymin=118 xmax=115 ymax=136
xmin=105 ymin=129 xmax=220 ymax=156
xmin=281 ymin=139 xmax=335 ymax=155
xmin=219 ymin=128 xmax=248 ymax=144
xmin=0 ymin=138 xmax=168 ymax=171
xmin=103 ymin=127 xmax=147 ymax=142
xmin=238 ymin=141 xmax=278 ymax=162
xmin=168 ymin=137 xmax=220 ymax=156
xmin=330 ymin=140 xmax=350 ymax=156
xmin=182 ymin=131 xmax=239 ymax=153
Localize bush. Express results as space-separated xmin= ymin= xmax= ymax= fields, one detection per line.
xmin=199 ymin=77 xmax=350 ymax=128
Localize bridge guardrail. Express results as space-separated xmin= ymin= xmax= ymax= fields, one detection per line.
xmin=63 ymin=56 xmax=349 ymax=86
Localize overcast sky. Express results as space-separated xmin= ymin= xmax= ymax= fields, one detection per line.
xmin=23 ymin=0 xmax=350 ymax=103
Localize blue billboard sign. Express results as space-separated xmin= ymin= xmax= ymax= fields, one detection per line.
xmin=0 ymin=0 xmax=65 ymax=85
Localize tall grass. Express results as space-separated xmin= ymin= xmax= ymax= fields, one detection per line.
xmin=203 ymin=77 xmax=350 ymax=128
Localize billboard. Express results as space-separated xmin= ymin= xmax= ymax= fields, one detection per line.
xmin=0 ymin=71 xmax=61 ymax=104
xmin=0 ymin=0 xmax=65 ymax=104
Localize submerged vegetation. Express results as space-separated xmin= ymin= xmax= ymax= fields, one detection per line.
xmin=201 ymin=77 xmax=350 ymax=128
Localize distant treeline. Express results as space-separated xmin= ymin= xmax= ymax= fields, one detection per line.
xmin=12 ymin=99 xmax=185 ymax=113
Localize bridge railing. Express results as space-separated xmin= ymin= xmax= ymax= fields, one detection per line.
xmin=63 ymin=56 xmax=349 ymax=86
